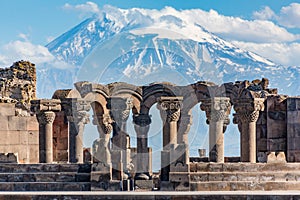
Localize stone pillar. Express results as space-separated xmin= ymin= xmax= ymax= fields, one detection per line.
xmin=31 ymin=99 xmax=61 ymax=163
xmin=157 ymin=97 xmax=183 ymax=182
xmin=176 ymin=112 xmax=192 ymax=165
xmin=200 ymin=97 xmax=231 ymax=163
xmin=133 ymin=113 xmax=152 ymax=179
xmin=63 ymin=99 xmax=91 ymax=163
xmin=90 ymin=113 xmax=114 ymax=191
xmin=92 ymin=113 xmax=113 ymax=166
xmin=107 ymin=97 xmax=133 ymax=180
xmin=234 ymin=98 xmax=265 ymax=163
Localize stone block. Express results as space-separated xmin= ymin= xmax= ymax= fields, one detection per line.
xmin=0 ymin=116 xmax=9 ymax=130
xmin=107 ymin=180 xmax=122 ymax=191
xmin=237 ymin=173 xmax=259 ymax=182
xmin=210 ymin=182 xmax=230 ymax=191
xmin=169 ymin=172 xmax=189 ymax=182
xmin=190 ymin=173 xmax=208 ymax=182
xmin=173 ymin=181 xmax=190 ymax=191
xmin=19 ymin=130 xmax=39 ymax=145
xmin=8 ymin=116 xmax=27 ymax=131
xmin=35 ymin=173 xmax=56 ymax=182
xmin=134 ymin=180 xmax=153 ymax=191
xmin=56 ymin=173 xmax=76 ymax=182
xmin=208 ymin=173 xmax=223 ymax=181
xmin=257 ymin=138 xmax=267 ymax=152
xmin=0 ymin=131 xmax=20 ymax=145
xmin=75 ymin=173 xmax=90 ymax=182
xmin=287 ymin=111 xmax=300 ymax=123
xmin=268 ymin=138 xmax=287 ymax=151
xmin=287 ymin=98 xmax=300 ymax=111
xmin=208 ymin=163 xmax=223 ymax=172
xmin=287 ymin=138 xmax=300 ymax=150
xmin=288 ymin=124 xmax=300 ymax=137
xmin=29 ymin=145 xmax=39 ymax=163
xmin=196 ymin=163 xmax=209 ymax=172
xmin=0 ymin=183 xmax=13 ymax=191
xmin=160 ymin=181 xmax=174 ymax=191
xmin=0 ymin=103 xmax=15 ymax=116
xmin=27 ymin=116 xmax=39 ymax=131
xmin=91 ymin=172 xmax=111 ymax=182
xmin=223 ymin=173 xmax=237 ymax=181
xmin=259 ymin=173 xmax=275 ymax=181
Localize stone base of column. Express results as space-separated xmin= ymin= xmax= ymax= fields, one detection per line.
xmin=110 ymin=150 xmax=123 ymax=180
xmin=160 ymin=150 xmax=170 ymax=182
xmin=90 ymin=162 xmax=112 ymax=191
xmin=170 ymin=144 xmax=189 ymax=165
xmin=160 ymin=181 xmax=174 ymax=191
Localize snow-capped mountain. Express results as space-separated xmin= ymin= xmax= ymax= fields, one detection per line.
xmin=43 ymin=5 xmax=299 ymax=98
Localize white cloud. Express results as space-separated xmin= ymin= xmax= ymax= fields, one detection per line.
xmin=129 ymin=6 xmax=298 ymax=43
xmin=63 ymin=1 xmax=100 ymax=16
xmin=0 ymin=40 xmax=74 ymax=69
xmin=232 ymin=41 xmax=300 ymax=66
xmin=253 ymin=3 xmax=300 ymax=29
xmin=179 ymin=9 xmax=298 ymax=43
xmin=253 ymin=6 xmax=276 ymax=21
xmin=18 ymin=33 xmax=30 ymax=42
xmin=278 ymin=3 xmax=300 ymax=28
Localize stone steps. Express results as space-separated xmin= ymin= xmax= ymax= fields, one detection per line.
xmin=188 ymin=163 xmax=300 ymax=191
xmin=190 ymin=162 xmax=300 ymax=172
xmin=190 ymin=171 xmax=300 ymax=182
xmin=0 ymin=164 xmax=92 ymax=191
xmin=190 ymin=181 xmax=300 ymax=191
xmin=0 ymin=172 xmax=90 ymax=182
xmin=0 ymin=182 xmax=91 ymax=191
xmin=0 ymin=163 xmax=91 ymax=173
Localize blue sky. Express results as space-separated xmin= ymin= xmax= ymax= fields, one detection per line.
xmin=0 ymin=1 xmax=299 ymax=67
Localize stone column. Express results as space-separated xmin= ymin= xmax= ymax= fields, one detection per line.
xmin=234 ymin=98 xmax=265 ymax=163
xmin=92 ymin=113 xmax=113 ymax=166
xmin=31 ymin=99 xmax=61 ymax=163
xmin=63 ymin=99 xmax=91 ymax=163
xmin=157 ymin=97 xmax=183 ymax=182
xmin=107 ymin=97 xmax=133 ymax=180
xmin=200 ymin=97 xmax=231 ymax=163
xmin=176 ymin=112 xmax=192 ymax=165
xmin=133 ymin=113 xmax=152 ymax=179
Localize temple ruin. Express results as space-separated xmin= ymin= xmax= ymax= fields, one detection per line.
xmin=0 ymin=61 xmax=299 ymax=191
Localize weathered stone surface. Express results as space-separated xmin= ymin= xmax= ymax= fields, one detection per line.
xmin=0 ymin=103 xmax=15 ymax=116
xmin=134 ymin=180 xmax=153 ymax=191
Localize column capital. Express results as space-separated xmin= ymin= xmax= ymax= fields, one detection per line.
xmin=200 ymin=97 xmax=231 ymax=123
xmin=107 ymin=97 xmax=133 ymax=123
xmin=37 ymin=111 xmax=56 ymax=125
xmin=233 ymin=98 xmax=265 ymax=123
xmin=93 ymin=113 xmax=113 ymax=135
xmin=62 ymin=98 xmax=91 ymax=124
xmin=133 ymin=113 xmax=152 ymax=127
xmin=157 ymin=97 xmax=183 ymax=122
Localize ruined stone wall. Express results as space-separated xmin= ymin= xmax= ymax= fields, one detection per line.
xmin=0 ymin=61 xmax=36 ymax=103
xmin=0 ymin=61 xmax=39 ymax=163
xmin=0 ymin=103 xmax=39 ymax=163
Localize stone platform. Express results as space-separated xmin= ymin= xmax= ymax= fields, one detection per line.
xmin=189 ymin=162 xmax=300 ymax=191
xmin=0 ymin=163 xmax=91 ymax=191
xmin=0 ymin=191 xmax=299 ymax=200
